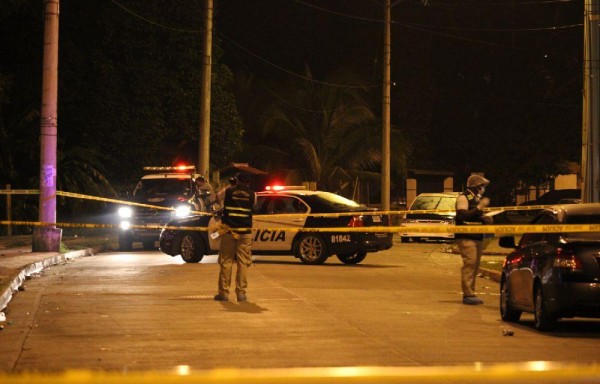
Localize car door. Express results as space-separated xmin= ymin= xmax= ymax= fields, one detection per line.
xmin=252 ymin=195 xmax=308 ymax=252
xmin=510 ymin=214 xmax=554 ymax=308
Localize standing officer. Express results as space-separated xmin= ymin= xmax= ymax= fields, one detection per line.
xmin=195 ymin=175 xmax=216 ymax=210
xmin=214 ymin=172 xmax=255 ymax=302
xmin=455 ymin=174 xmax=491 ymax=305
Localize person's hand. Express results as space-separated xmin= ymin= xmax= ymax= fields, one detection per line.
xmin=477 ymin=197 xmax=490 ymax=210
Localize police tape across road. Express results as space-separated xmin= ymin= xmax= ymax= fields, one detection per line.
xmin=2 ymin=220 xmax=600 ymax=235
xmin=0 ymin=189 xmax=583 ymax=218
xmin=2 ymin=189 xmax=599 ymax=234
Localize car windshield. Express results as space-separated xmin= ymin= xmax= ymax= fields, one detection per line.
xmin=563 ymin=214 xmax=600 ymax=241
xmin=411 ymin=196 xmax=456 ymax=211
xmin=134 ymin=178 xmax=191 ymax=198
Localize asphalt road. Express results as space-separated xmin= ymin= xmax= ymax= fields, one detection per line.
xmin=0 ymin=241 xmax=599 ymax=373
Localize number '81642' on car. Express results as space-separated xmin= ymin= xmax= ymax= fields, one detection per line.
xmin=159 ymin=187 xmax=393 ymax=265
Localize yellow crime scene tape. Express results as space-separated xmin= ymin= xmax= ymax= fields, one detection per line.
xmin=1 ymin=362 xmax=600 ymax=384
xmin=1 ymin=189 xmax=599 ymax=235
xmin=2 ymin=220 xmax=599 ymax=236
xmin=0 ymin=189 xmax=562 ymax=217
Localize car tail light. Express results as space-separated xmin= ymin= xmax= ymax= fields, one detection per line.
xmin=553 ymin=248 xmax=582 ymax=270
xmin=348 ymin=216 xmax=364 ymax=227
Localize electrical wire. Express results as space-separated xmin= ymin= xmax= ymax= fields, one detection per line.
xmin=108 ymin=0 xmax=202 ymax=34
xmin=293 ymin=0 xmax=383 ymax=23
xmin=294 ymin=0 xmax=582 ymax=32
xmin=106 ymin=0 xmax=580 ymax=86
xmin=107 ymin=0 xmax=380 ymax=88
xmin=217 ymin=30 xmax=382 ymax=89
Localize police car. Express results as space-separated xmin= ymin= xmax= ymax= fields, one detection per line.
xmin=117 ymin=165 xmax=214 ymax=251
xmin=159 ymin=186 xmax=393 ymax=265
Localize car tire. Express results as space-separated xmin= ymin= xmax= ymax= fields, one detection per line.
xmin=400 ymin=237 xmax=409 ymax=243
xmin=179 ymin=232 xmax=205 ymax=263
xmin=142 ymin=239 xmax=156 ymax=250
xmin=534 ymin=284 xmax=557 ymax=331
xmin=337 ymin=252 xmax=367 ymax=265
xmin=295 ymin=234 xmax=328 ymax=265
xmin=118 ymin=232 xmax=133 ymax=252
xmin=500 ymin=277 xmax=522 ymax=322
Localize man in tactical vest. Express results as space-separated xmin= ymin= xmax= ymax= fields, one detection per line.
xmin=214 ymin=172 xmax=256 ymax=302
xmin=455 ymin=174 xmax=492 ymax=305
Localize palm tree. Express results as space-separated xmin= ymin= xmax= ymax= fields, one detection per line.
xmin=241 ymin=68 xmax=408 ymax=199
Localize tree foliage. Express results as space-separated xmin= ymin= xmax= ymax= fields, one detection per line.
xmin=0 ymin=0 xmax=243 ymax=195
xmin=239 ymin=69 xmax=409 ymax=198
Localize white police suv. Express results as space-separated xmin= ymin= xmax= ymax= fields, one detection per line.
xmin=117 ymin=165 xmax=212 ymax=251
xmin=159 ymin=186 xmax=393 ymax=265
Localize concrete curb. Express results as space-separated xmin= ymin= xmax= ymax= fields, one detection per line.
xmin=0 ymin=246 xmax=103 ymax=313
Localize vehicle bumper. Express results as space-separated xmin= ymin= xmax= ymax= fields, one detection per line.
xmin=399 ymin=231 xmax=455 ymax=240
xmin=547 ymin=282 xmax=600 ymax=318
xmin=158 ymin=228 xmax=177 ymax=255
xmin=328 ymin=232 xmax=393 ymax=254
xmin=120 ymin=228 xmax=161 ymax=242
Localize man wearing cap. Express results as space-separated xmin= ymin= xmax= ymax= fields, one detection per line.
xmin=214 ymin=172 xmax=255 ymax=302
xmin=195 ymin=175 xmax=217 ymax=210
xmin=455 ymin=174 xmax=492 ymax=305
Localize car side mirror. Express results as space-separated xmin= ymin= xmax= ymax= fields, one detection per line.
xmin=499 ymin=236 xmax=516 ymax=249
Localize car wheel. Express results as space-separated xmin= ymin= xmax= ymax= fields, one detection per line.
xmin=295 ymin=234 xmax=328 ymax=265
xmin=534 ymin=284 xmax=557 ymax=331
xmin=118 ymin=232 xmax=133 ymax=252
xmin=142 ymin=239 xmax=156 ymax=250
xmin=400 ymin=237 xmax=409 ymax=243
xmin=500 ymin=277 xmax=522 ymax=322
xmin=337 ymin=252 xmax=367 ymax=265
xmin=179 ymin=233 xmax=205 ymax=263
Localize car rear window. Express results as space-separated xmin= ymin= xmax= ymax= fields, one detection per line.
xmin=302 ymin=192 xmax=362 ymax=213
xmin=411 ymin=196 xmax=456 ymax=211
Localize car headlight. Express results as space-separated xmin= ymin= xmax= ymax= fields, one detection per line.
xmin=174 ymin=204 xmax=192 ymax=218
xmin=118 ymin=206 xmax=133 ymax=218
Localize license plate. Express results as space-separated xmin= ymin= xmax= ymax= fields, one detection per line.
xmin=372 ymin=215 xmax=381 ymax=223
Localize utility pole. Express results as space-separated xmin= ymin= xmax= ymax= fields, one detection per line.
xmin=381 ymin=0 xmax=392 ymax=211
xmin=198 ymin=0 xmax=213 ymax=179
xmin=32 ymin=0 xmax=62 ymax=252
xmin=581 ymin=0 xmax=600 ymax=203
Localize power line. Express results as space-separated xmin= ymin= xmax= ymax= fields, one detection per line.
xmin=294 ymin=0 xmax=383 ymax=23
xmin=402 ymin=21 xmax=583 ymax=32
xmin=108 ymin=0 xmax=202 ymax=34
xmin=106 ymin=0 xmax=580 ymax=86
xmin=217 ymin=31 xmax=382 ymax=89
xmin=107 ymin=0 xmax=380 ymax=89
xmin=295 ymin=0 xmax=582 ymax=32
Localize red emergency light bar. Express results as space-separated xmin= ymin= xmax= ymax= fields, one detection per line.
xmin=143 ymin=165 xmax=196 ymax=173
xmin=265 ymin=185 xmax=307 ymax=191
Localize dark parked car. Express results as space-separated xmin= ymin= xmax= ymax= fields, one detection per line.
xmin=499 ymin=203 xmax=600 ymax=330
xmin=520 ymin=189 xmax=581 ymax=206
xmin=159 ymin=187 xmax=393 ymax=265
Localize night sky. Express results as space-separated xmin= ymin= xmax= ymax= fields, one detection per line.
xmin=214 ymin=0 xmax=582 ymax=88
xmin=216 ymin=1 xmax=384 ymax=81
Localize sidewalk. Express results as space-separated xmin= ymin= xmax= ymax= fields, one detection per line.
xmin=0 ymin=235 xmax=116 ymax=314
